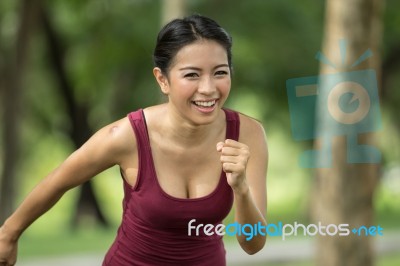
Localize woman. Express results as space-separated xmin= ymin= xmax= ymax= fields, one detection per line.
xmin=0 ymin=14 xmax=268 ymax=266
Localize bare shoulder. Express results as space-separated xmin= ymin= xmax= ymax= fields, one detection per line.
xmin=100 ymin=116 xmax=137 ymax=158
xmin=237 ymin=112 xmax=268 ymax=175
xmin=237 ymin=113 xmax=267 ymax=147
xmin=77 ymin=115 xmax=137 ymax=167
xmin=142 ymin=104 xmax=167 ymax=123
xmin=105 ymin=116 xmax=136 ymax=145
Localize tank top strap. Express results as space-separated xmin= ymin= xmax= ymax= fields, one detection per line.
xmin=223 ymin=108 xmax=240 ymax=141
xmin=127 ymin=109 xmax=152 ymax=191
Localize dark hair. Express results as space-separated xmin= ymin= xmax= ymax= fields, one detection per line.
xmin=153 ymin=14 xmax=233 ymax=75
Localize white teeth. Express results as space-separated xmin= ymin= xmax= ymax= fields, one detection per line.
xmin=194 ymin=100 xmax=216 ymax=107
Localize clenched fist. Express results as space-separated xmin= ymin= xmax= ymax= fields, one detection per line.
xmin=216 ymin=139 xmax=250 ymax=193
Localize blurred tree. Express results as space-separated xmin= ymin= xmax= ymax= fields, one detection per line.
xmin=161 ymin=0 xmax=187 ymax=25
xmin=382 ymin=0 xmax=400 ymax=140
xmin=0 ymin=0 xmax=40 ymax=223
xmin=312 ymin=0 xmax=384 ymax=266
xmin=38 ymin=3 xmax=109 ymax=228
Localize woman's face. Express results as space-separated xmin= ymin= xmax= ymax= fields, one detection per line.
xmin=155 ymin=39 xmax=231 ymax=125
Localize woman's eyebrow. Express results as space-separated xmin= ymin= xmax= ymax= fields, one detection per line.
xmin=213 ymin=64 xmax=229 ymax=69
xmin=179 ymin=66 xmax=201 ymax=71
xmin=179 ymin=64 xmax=229 ymax=71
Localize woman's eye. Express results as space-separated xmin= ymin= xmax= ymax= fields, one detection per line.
xmin=215 ymin=70 xmax=228 ymax=76
xmin=184 ymin=73 xmax=199 ymax=78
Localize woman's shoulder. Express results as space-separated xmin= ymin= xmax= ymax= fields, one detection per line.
xmin=94 ymin=115 xmax=137 ymax=158
xmin=142 ymin=104 xmax=166 ymax=117
xmin=234 ymin=111 xmax=266 ymax=144
xmin=69 ymin=115 xmax=137 ymax=170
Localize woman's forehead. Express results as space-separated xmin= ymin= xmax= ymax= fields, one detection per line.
xmin=171 ymin=40 xmax=229 ymax=69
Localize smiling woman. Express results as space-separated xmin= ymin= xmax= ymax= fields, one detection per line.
xmin=0 ymin=14 xmax=268 ymax=266
xmin=154 ymin=39 xmax=231 ymax=124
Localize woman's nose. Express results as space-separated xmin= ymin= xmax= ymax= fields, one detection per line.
xmin=197 ymin=77 xmax=216 ymax=95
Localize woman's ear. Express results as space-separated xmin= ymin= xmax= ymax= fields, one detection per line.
xmin=153 ymin=67 xmax=169 ymax=95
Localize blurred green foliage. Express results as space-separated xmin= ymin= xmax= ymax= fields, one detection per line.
xmin=1 ymin=0 xmax=400 ymax=262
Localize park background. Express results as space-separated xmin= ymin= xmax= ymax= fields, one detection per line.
xmin=0 ymin=0 xmax=399 ymax=265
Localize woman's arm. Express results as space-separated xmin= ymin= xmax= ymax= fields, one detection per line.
xmin=0 ymin=117 xmax=135 ymax=265
xmin=217 ymin=115 xmax=268 ymax=254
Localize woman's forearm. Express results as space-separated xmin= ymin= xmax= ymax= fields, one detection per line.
xmin=233 ymin=183 xmax=267 ymax=255
xmin=1 ymin=170 xmax=70 ymax=241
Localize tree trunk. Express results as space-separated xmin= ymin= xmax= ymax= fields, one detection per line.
xmin=0 ymin=0 xmax=40 ymax=223
xmin=39 ymin=5 xmax=109 ymax=228
xmin=312 ymin=0 xmax=384 ymax=265
xmin=161 ymin=0 xmax=187 ymax=25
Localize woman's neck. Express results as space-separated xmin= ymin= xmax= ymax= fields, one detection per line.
xmin=159 ymin=103 xmax=224 ymax=147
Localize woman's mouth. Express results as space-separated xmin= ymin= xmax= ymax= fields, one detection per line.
xmin=192 ymin=99 xmax=216 ymax=107
xmin=191 ymin=99 xmax=218 ymax=113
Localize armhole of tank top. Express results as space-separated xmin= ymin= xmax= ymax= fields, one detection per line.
xmin=127 ymin=110 xmax=144 ymax=191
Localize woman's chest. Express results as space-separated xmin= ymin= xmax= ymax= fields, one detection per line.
xmin=151 ymin=141 xmax=223 ymax=199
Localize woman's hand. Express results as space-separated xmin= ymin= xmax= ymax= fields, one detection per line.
xmin=216 ymin=139 xmax=250 ymax=193
xmin=0 ymin=227 xmax=18 ymax=266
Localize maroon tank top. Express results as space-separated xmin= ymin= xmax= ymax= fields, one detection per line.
xmin=103 ymin=108 xmax=239 ymax=266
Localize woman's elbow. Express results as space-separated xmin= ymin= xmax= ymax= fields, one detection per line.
xmin=240 ymin=237 xmax=266 ymax=255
